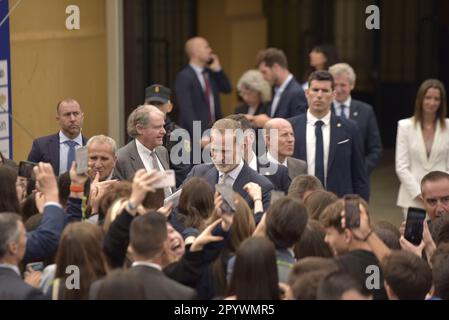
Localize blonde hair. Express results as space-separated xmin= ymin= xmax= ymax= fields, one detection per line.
xmin=237 ymin=70 xmax=272 ymax=103
xmin=329 ymin=63 xmax=356 ymax=85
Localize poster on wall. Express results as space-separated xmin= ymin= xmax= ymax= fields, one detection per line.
xmin=0 ymin=0 xmax=12 ymax=159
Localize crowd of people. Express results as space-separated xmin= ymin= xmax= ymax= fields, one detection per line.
xmin=0 ymin=36 xmax=449 ymax=300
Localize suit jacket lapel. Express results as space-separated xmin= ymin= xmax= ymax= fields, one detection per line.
xmin=349 ymin=101 xmax=359 ymax=120
xmin=274 ymin=80 xmax=293 ymax=117
xmin=155 ymin=147 xmax=170 ymax=170
xmin=233 ymin=165 xmax=248 ymax=193
xmin=330 ymin=102 xmax=337 ymax=115
xmin=49 ymin=134 xmax=60 ymax=175
xmin=328 ymin=115 xmax=344 ymax=171
xmin=130 ymin=140 xmax=146 ymax=172
xmin=205 ymin=165 xmax=219 ymax=187
xmin=187 ymin=65 xmax=207 ymax=104
xmin=286 ymin=157 xmax=297 ymax=178
xmin=297 ymin=115 xmax=308 ymax=160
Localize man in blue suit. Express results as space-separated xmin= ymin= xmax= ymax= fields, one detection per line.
xmin=329 ymin=63 xmax=382 ymax=176
xmin=247 ymin=48 xmax=308 ymax=128
xmin=27 ymin=98 xmax=87 ymax=176
xmin=289 ymin=71 xmax=369 ymax=201
xmin=185 ymin=118 xmax=274 ymax=211
xmin=175 ymin=37 xmax=232 ymax=141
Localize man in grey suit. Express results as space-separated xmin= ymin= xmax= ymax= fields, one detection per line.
xmin=114 ymin=105 xmax=171 ymax=184
xmin=329 ymin=63 xmax=382 ymax=175
xmin=264 ymin=118 xmax=307 ymax=180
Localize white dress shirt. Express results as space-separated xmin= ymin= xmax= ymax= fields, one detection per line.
xmin=190 ymin=63 xmax=215 ymax=121
xmin=306 ymin=109 xmax=331 ymax=183
xmin=135 ymin=139 xmax=165 ymax=172
xmin=270 ymin=74 xmax=293 ymax=117
xmin=333 ymin=97 xmax=352 ymax=119
xmin=132 ymin=261 xmax=162 ymax=271
xmin=267 ymin=151 xmax=287 ymax=166
xmin=248 ymin=151 xmax=258 ymax=171
xmin=59 ymin=131 xmax=83 ymax=175
xmin=218 ymin=160 xmax=244 ymax=187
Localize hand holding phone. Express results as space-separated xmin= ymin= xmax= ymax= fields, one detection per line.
xmin=152 ymin=170 xmax=176 ymax=189
xmin=344 ymin=194 xmax=360 ymax=229
xmin=75 ymin=146 xmax=89 ymax=175
xmin=404 ymin=207 xmax=427 ymax=245
xmin=215 ymin=184 xmax=236 ymax=213
xmin=164 ymin=188 xmax=182 ymax=207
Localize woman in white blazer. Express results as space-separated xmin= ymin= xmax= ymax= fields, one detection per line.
xmin=396 ymin=79 xmax=449 ymax=214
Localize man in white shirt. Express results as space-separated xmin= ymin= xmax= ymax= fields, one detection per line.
xmin=27 ymin=98 xmax=87 ymax=175
xmin=247 ymin=48 xmax=307 ymax=128
xmin=289 ymin=70 xmax=369 ymax=201
xmin=114 ymin=105 xmax=171 ymax=192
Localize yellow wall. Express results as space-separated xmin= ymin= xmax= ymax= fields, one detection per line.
xmin=9 ymin=0 xmax=107 ymax=161
xmin=198 ymin=0 xmax=267 ymax=115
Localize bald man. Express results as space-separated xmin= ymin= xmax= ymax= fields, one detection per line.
xmin=264 ymin=118 xmax=307 ymax=180
xmin=175 ymin=37 xmax=231 ymax=139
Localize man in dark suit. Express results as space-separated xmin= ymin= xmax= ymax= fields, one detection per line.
xmin=227 ymin=114 xmax=291 ymax=193
xmin=289 ymin=71 xmax=369 ymax=201
xmin=175 ymin=37 xmax=232 ymax=140
xmin=264 ymin=118 xmax=307 ymax=180
xmin=186 ymin=118 xmax=274 ymax=210
xmin=114 ymin=106 xmax=173 ymax=198
xmin=247 ymin=48 xmax=308 ymax=128
xmin=129 ymin=212 xmax=196 ymax=300
xmin=0 ymin=213 xmax=46 ymax=300
xmin=27 ymin=98 xmax=87 ymax=176
xmin=329 ymin=63 xmax=382 ymax=175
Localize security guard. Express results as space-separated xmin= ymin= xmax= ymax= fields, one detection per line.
xmin=144 ymin=84 xmax=192 ymax=187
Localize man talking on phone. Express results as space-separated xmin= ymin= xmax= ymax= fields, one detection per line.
xmin=175 ymin=37 xmax=232 ymax=141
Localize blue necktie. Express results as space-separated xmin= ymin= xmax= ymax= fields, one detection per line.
xmin=315 ymin=120 xmax=325 ymax=187
xmin=65 ymin=140 xmax=78 ymax=172
xmin=340 ymin=104 xmax=348 ymax=119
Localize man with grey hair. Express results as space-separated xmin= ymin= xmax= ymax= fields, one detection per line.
xmin=114 ymin=105 xmax=171 ymax=188
xmin=185 ymin=118 xmax=274 ymax=211
xmin=0 ymin=213 xmax=46 ymax=299
xmin=329 ymin=63 xmax=382 ymax=175
xmin=87 ymin=135 xmax=117 ymax=181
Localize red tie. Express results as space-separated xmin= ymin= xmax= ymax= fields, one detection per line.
xmin=202 ymin=71 xmax=213 ymax=124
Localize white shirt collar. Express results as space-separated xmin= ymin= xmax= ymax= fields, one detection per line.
xmin=132 ymin=261 xmax=162 ymax=271
xmin=59 ymin=131 xmax=83 ymax=145
xmin=0 ymin=263 xmax=21 ymax=276
xmin=307 ymin=109 xmax=331 ymax=126
xmin=135 ymin=138 xmax=155 ymax=156
xmin=275 ymin=74 xmax=293 ymax=93
xmin=333 ymin=96 xmax=352 ymax=109
xmin=190 ymin=63 xmax=204 ymax=75
xmin=219 ymin=160 xmax=244 ymax=182
xmin=267 ymin=151 xmax=287 ymax=166
xmin=248 ymin=152 xmax=258 ymax=171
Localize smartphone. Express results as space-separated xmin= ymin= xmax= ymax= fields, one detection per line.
xmin=270 ymin=190 xmax=285 ymax=205
xmin=206 ymin=57 xmax=215 ymax=65
xmin=18 ymin=161 xmax=37 ymax=179
xmin=75 ymin=146 xmax=88 ymax=175
xmin=215 ymin=184 xmax=236 ymax=213
xmin=152 ymin=170 xmax=176 ymax=189
xmin=164 ymin=188 xmax=182 ymax=207
xmin=26 ymin=262 xmax=44 ymax=272
xmin=404 ymin=207 xmax=427 ymax=245
xmin=344 ymin=194 xmax=360 ymax=229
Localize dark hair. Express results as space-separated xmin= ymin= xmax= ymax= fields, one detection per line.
xmin=420 ymin=170 xmax=449 ymax=191
xmin=266 ymin=197 xmax=309 ymax=249
xmin=94 ymin=269 xmax=146 ymax=300
xmin=97 ymin=181 xmax=132 ymax=225
xmin=58 ymin=171 xmax=90 ymax=208
xmin=20 ymin=193 xmax=39 ymax=222
xmin=319 ymin=200 xmax=345 ymax=232
xmin=317 ymin=270 xmax=364 ymax=300
xmin=413 ymin=79 xmax=447 ymax=129
xmin=382 ymin=251 xmax=432 ymax=300
xmin=0 ymin=166 xmax=20 ymax=214
xmin=54 ymin=222 xmax=109 ymax=300
xmin=227 ymin=237 xmax=280 ymax=300
xmin=290 ymin=270 xmax=331 ymax=300
xmin=130 ymin=212 xmax=167 ymax=259
xmin=308 ymin=70 xmax=335 ymax=90
xmin=431 ymin=243 xmax=449 ymax=299
xmin=0 ymin=213 xmax=21 ymax=259
xmin=311 ymin=45 xmax=339 ymax=70
xmin=255 ymin=48 xmax=288 ymax=69
xmin=435 ymin=217 xmax=449 ymax=246
xmin=373 ymin=221 xmax=401 ymax=250
xmin=294 ymin=219 xmax=333 ymax=259
xmin=288 ymin=175 xmax=323 ymax=200
xmin=178 ymin=177 xmax=214 ymax=231
xmin=304 ymin=190 xmax=338 ymax=220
